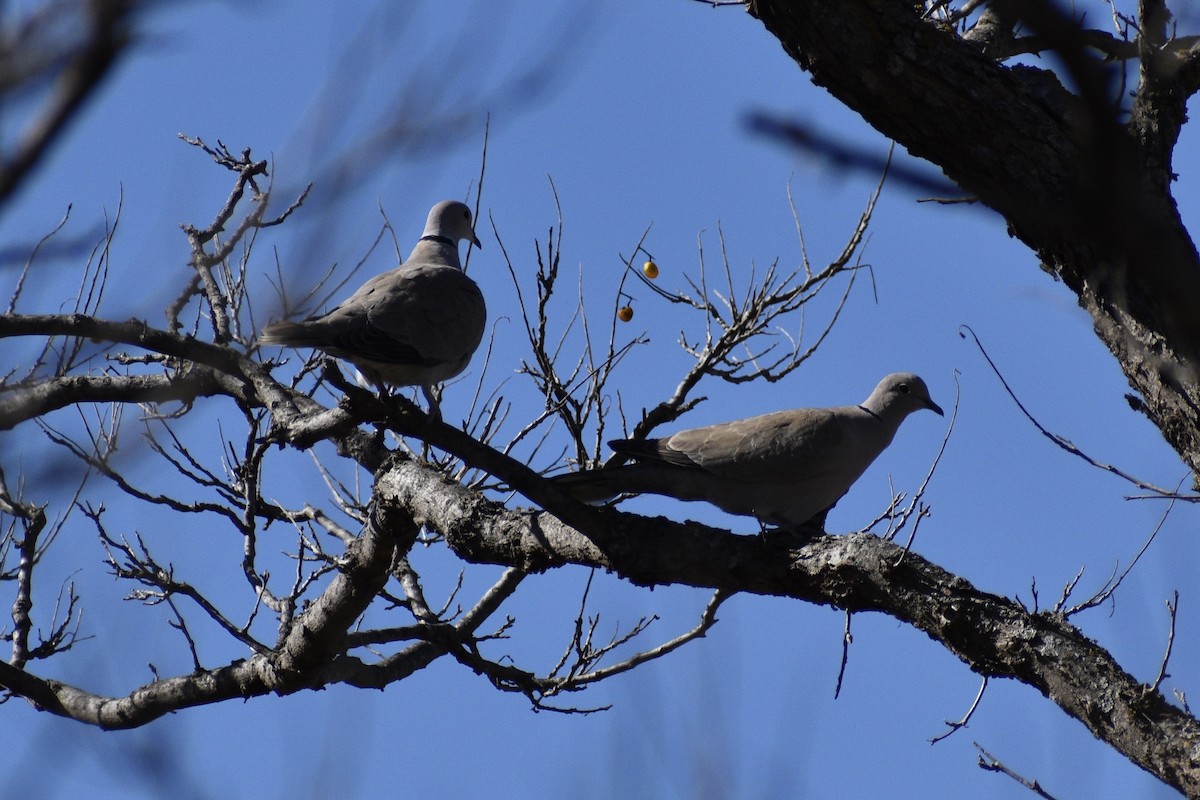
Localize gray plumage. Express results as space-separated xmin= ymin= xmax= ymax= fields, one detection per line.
xmin=260 ymin=200 xmax=484 ymax=413
xmin=556 ymin=373 xmax=943 ymax=529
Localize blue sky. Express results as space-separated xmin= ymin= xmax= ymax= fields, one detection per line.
xmin=2 ymin=2 xmax=1197 ymax=798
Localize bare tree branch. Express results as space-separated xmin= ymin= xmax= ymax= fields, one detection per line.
xmin=0 ymin=0 xmax=136 ymax=204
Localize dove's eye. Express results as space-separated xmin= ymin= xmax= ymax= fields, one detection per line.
xmin=898 ymin=383 xmax=910 ymax=394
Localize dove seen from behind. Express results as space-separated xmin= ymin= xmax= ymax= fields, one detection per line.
xmin=260 ymin=200 xmax=485 ymax=417
xmin=556 ymin=373 xmax=944 ymax=530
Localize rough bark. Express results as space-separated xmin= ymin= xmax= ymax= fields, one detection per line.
xmin=745 ymin=0 xmax=1200 ymax=475
xmin=382 ymin=453 xmax=1200 ymax=796
xmin=3 ymin=311 xmax=1198 ymax=791
xmin=6 ymin=3 xmax=1200 ymax=792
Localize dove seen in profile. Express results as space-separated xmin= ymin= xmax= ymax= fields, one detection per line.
xmin=260 ymin=200 xmax=485 ymax=418
xmin=556 ymin=373 xmax=944 ymax=531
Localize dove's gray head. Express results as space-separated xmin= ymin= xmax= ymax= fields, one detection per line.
xmin=424 ymin=200 xmax=482 ymax=250
xmin=862 ymin=372 xmax=944 ymax=419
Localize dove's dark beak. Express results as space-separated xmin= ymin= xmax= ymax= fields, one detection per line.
xmin=471 ymin=233 xmax=482 ymax=250
xmin=926 ymin=398 xmax=945 ymax=416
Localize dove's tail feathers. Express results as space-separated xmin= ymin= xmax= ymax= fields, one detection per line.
xmin=608 ymin=438 xmax=658 ymax=459
xmin=552 ymin=470 xmax=624 ymax=504
xmin=609 ymin=437 xmax=698 ymax=469
xmin=260 ymin=321 xmax=323 ymax=347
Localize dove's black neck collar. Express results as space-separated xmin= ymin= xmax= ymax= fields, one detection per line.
xmin=857 ymin=404 xmax=881 ymax=420
xmin=419 ymin=234 xmax=455 ymax=246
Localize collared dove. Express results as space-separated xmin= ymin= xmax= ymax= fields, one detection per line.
xmin=260 ymin=200 xmax=485 ymax=416
xmin=556 ymin=373 xmax=943 ymax=530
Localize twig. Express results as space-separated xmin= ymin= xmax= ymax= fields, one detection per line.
xmin=975 ymin=743 xmax=1060 ymax=800
xmin=0 ymin=0 xmax=133 ymax=203
xmin=884 ymin=369 xmax=959 ymax=547
xmin=931 ymin=676 xmax=988 ymax=744
xmin=834 ymin=609 xmax=853 ymax=699
xmin=547 ymin=588 xmax=729 ymax=689
xmin=1149 ymin=591 xmax=1179 ymax=695
xmin=5 ymin=205 xmax=73 ymax=315
xmin=960 ymin=325 xmax=1195 ymax=500
xmin=163 ymin=593 xmax=203 ymax=672
xmin=1063 ymin=473 xmax=1186 ymax=616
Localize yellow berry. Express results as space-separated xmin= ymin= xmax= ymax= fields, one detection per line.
xmin=642 ymin=260 xmax=659 ymax=279
xmin=617 ymin=305 xmax=634 ymax=322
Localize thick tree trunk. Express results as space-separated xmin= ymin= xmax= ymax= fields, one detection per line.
xmin=745 ymin=0 xmax=1200 ymax=476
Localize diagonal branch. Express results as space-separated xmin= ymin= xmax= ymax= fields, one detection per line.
xmin=375 ymin=451 xmax=1200 ymax=796
xmin=0 ymin=0 xmax=135 ymax=204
